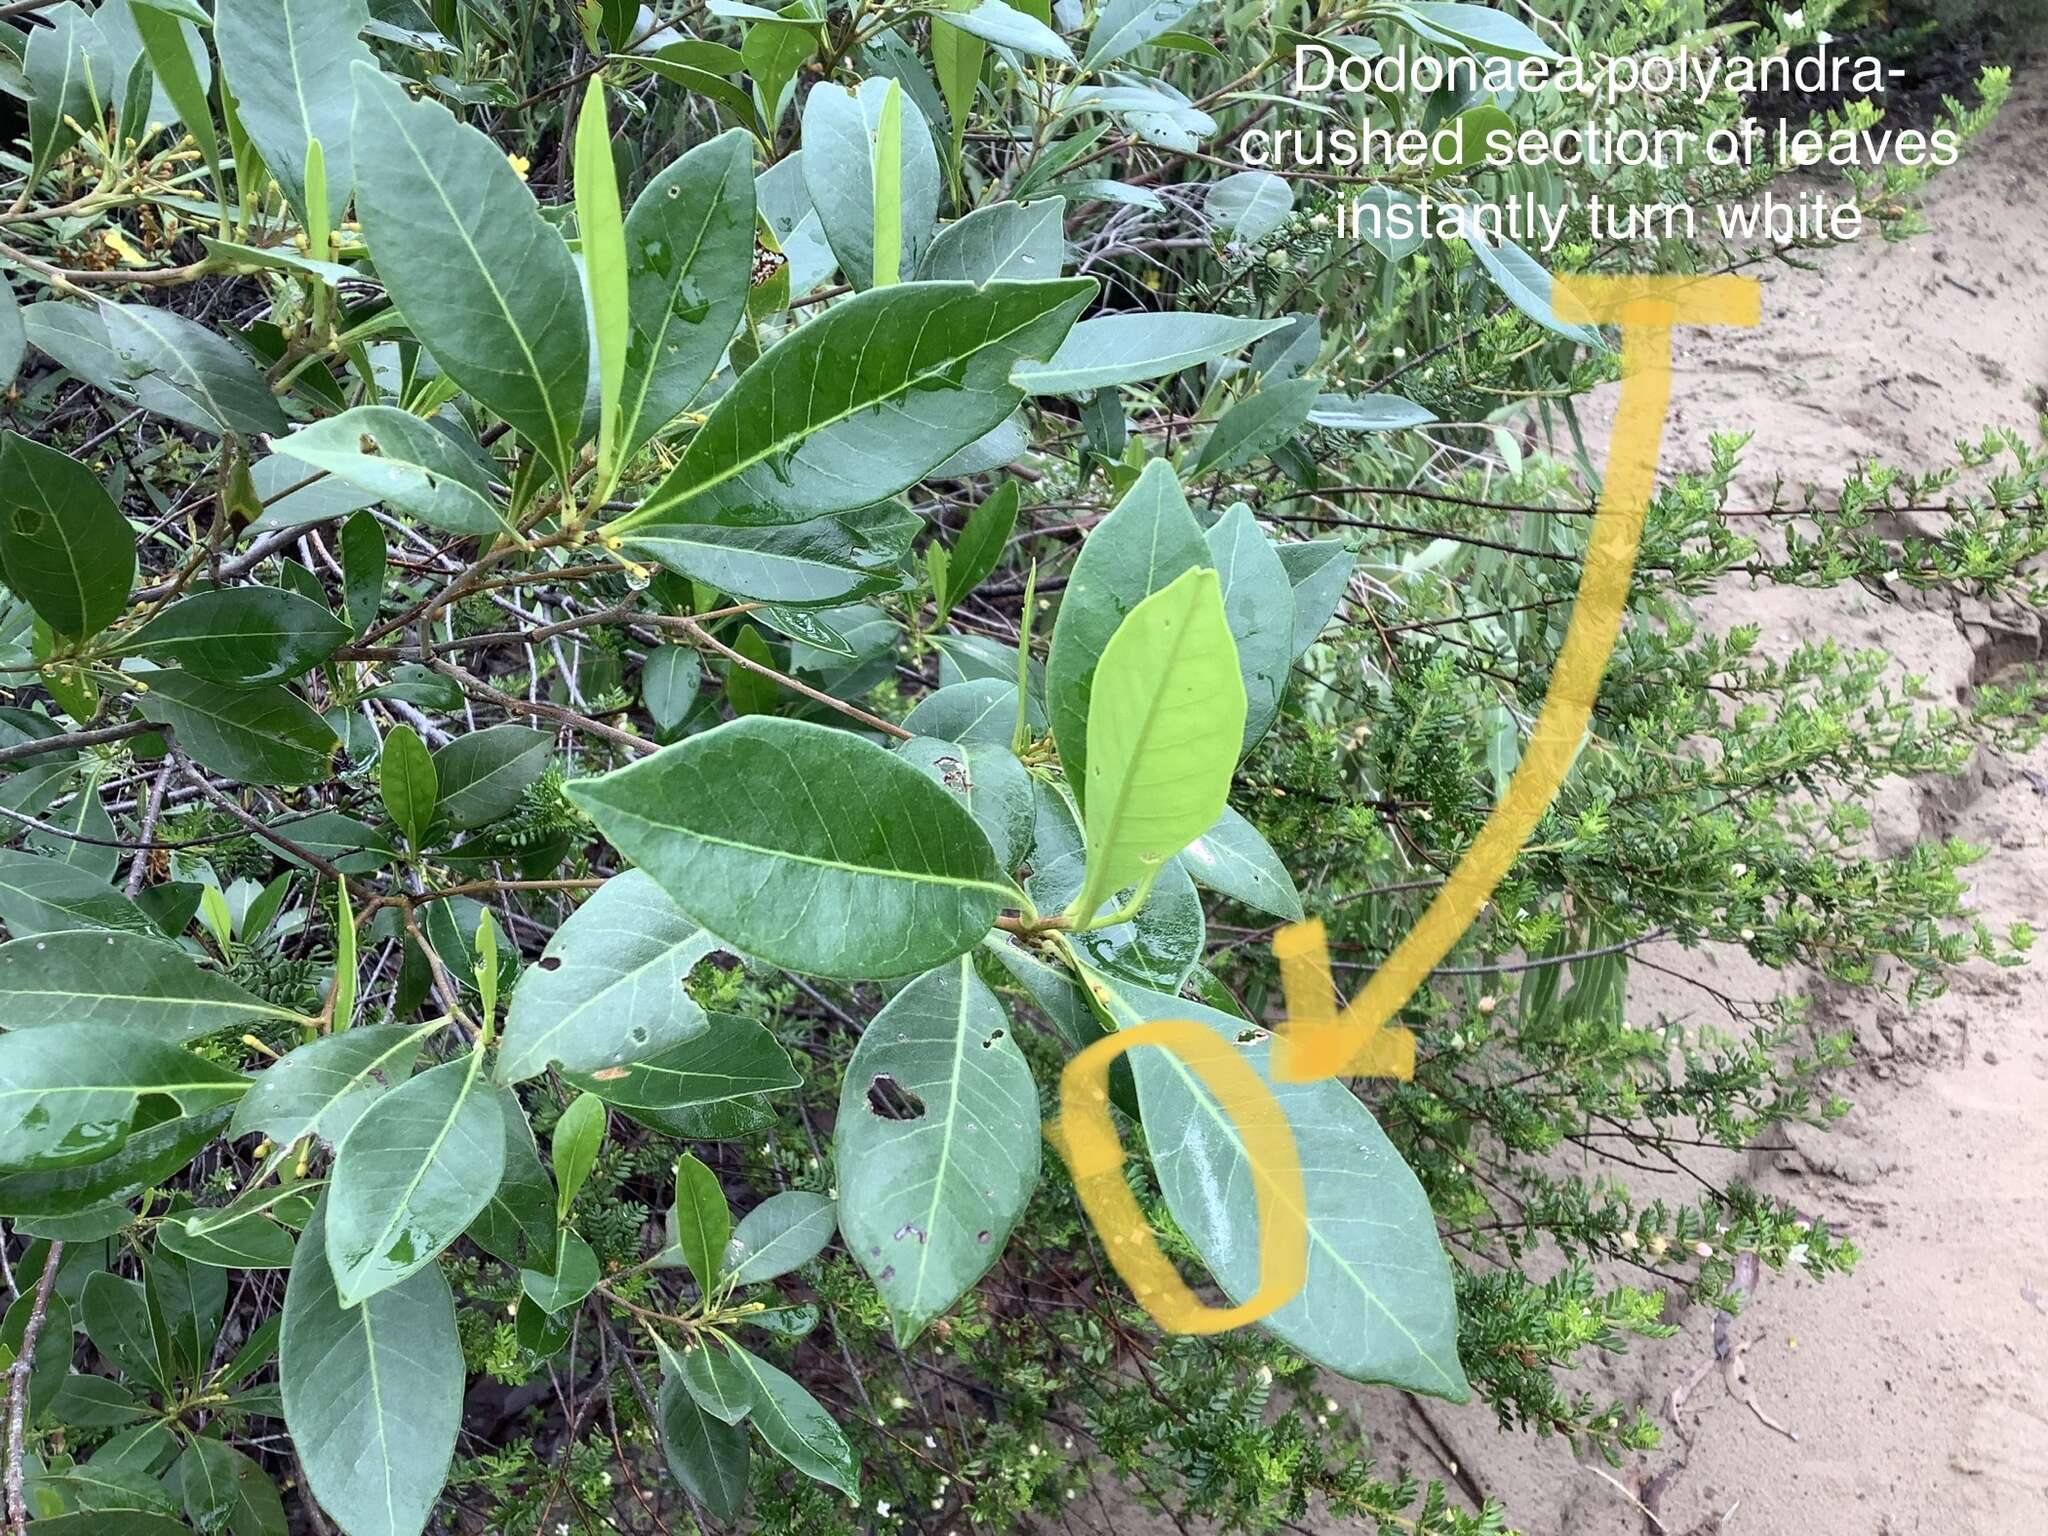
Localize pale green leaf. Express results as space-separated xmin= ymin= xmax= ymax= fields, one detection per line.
xmin=575 ymin=77 xmax=630 ymax=482
xmin=1070 ymin=568 xmax=1243 ymax=924
xmin=1044 ymin=458 xmax=1209 ymax=796
xmin=726 ymin=1189 xmax=835 ymax=1283
xmin=325 ymin=1050 xmax=504 ymax=1303
xmin=1010 ymin=311 xmax=1286 ymax=395
xmin=214 ymin=0 xmax=376 ymax=224
xmin=282 ymin=1194 xmax=463 ymax=1536
xmin=1104 ymin=979 xmax=1470 ymax=1398
xmin=496 ymin=869 xmax=724 ymax=1083
xmin=836 ymin=957 xmax=1038 ymax=1341
xmin=271 ymin=408 xmax=508 ymax=536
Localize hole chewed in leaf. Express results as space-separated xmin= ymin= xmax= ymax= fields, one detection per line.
xmin=865 ymin=1074 xmax=926 ymax=1121
xmin=538 ymin=955 xmax=563 ymax=971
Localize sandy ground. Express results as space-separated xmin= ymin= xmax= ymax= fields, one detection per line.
xmin=1376 ymin=71 xmax=2048 ymax=1536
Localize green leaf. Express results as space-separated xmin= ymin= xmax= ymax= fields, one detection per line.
xmin=919 ymin=200 xmax=1064 ymax=288
xmin=136 ymin=673 xmax=338 ymax=787
xmin=282 ymin=1194 xmax=463 ymax=1536
xmin=1207 ymin=169 xmax=1292 ymax=243
xmin=0 ymin=931 xmax=294 ymax=1041
xmin=619 ymin=279 xmax=1092 ymax=529
xmin=1461 ymin=222 xmax=1603 ymax=347
xmin=725 ymin=1189 xmax=835 ymax=1283
xmin=550 ymin=1092 xmax=606 ymax=1223
xmin=566 ymin=716 xmax=1012 ymax=979
xmin=214 ymin=0 xmax=376 ymax=226
xmin=430 ymin=724 xmax=551 ymax=828
xmin=1194 ymin=376 xmax=1319 ymax=477
xmin=1011 ymin=311 xmax=1286 ymax=395
xmin=1389 ymin=0 xmax=1560 ymax=58
xmin=1306 ymin=392 xmax=1437 ymax=431
xmin=1069 ymin=568 xmax=1243 ymax=924
xmin=497 ymin=870 xmax=723 ymax=1082
xmin=0 ymin=431 xmax=135 ymax=640
xmin=871 ymin=80 xmax=906 ymax=289
xmin=933 ymin=0 xmax=1072 ymax=60
xmin=1182 ymin=805 xmax=1304 ymax=921
xmin=379 ymin=723 xmax=438 ymax=847
xmin=118 ymin=587 xmax=349 ymax=685
xmin=561 ymin=1012 xmax=799 ymax=1136
xmin=617 ymin=129 xmax=756 ymax=462
xmin=178 ymin=1438 xmax=284 ymax=1536
xmin=1044 ymin=459 xmax=1209 ymax=796
xmin=575 ymin=77 xmax=630 ymax=484
xmin=938 ymin=479 xmax=1019 ymax=618
xmin=0 ymin=850 xmax=154 ymax=938
xmin=82 ymin=1271 xmax=172 ymax=1393
xmin=1083 ymin=0 xmax=1200 ymax=65
xmin=340 ymin=510 xmax=387 ymax=635
xmin=130 ymin=4 xmax=221 ymax=215
xmin=896 ymin=735 xmax=1034 ymax=872
xmin=930 ymin=16 xmax=981 ymax=174
xmin=671 ymin=1151 xmax=730 ymax=1294
xmin=324 ymin=1050 xmax=504 ymax=1303
xmin=0 ymin=1023 xmax=246 ymax=1172
xmin=0 ymin=1103 xmax=230 ymax=1218
xmin=679 ymin=1341 xmax=755 ymax=1424
xmin=23 ymin=4 xmax=98 ymax=187
xmin=228 ymin=1024 xmax=431 ymax=1173
xmin=1105 ymin=979 xmax=1471 ymax=1398
xmin=271 ymin=408 xmax=509 ymax=536
xmin=466 ymin=1084 xmax=557 ymax=1270
xmin=904 ymin=676 xmax=1042 ymax=746
xmin=350 ymin=63 xmax=590 ymax=477
xmin=723 ymin=622 xmax=781 ymax=716
xmin=267 ymin=811 xmax=397 ymax=876
xmin=100 ymin=303 xmax=287 ymax=437
xmin=159 ymin=1205 xmax=297 ymax=1269
xmin=1204 ymin=503 xmax=1295 ymax=749
xmin=1029 ymin=838 xmax=1205 ymax=992
xmin=622 ymin=505 xmax=917 ymax=608
xmin=801 ymin=78 xmax=938 ymax=289
xmin=641 ymin=645 xmax=702 ymax=733
xmin=519 ymin=1228 xmax=600 ymax=1313
xmin=836 ymin=957 xmax=1038 ymax=1341
xmin=0 ymin=277 xmax=25 ymax=391
xmin=726 ymin=1341 xmax=859 ymax=1494
xmin=657 ymin=1342 xmax=750 ymax=1522
xmin=1274 ymin=538 xmax=1355 ymax=656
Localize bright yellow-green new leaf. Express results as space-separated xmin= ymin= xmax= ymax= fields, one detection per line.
xmin=576 ymin=77 xmax=629 ymax=489
xmin=1069 ymin=567 xmax=1246 ymax=927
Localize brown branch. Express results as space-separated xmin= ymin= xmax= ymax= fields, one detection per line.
xmin=4 ymin=1242 xmax=62 ymax=1534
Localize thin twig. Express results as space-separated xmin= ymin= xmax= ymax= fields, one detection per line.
xmin=4 ymin=1242 xmax=62 ymax=1534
